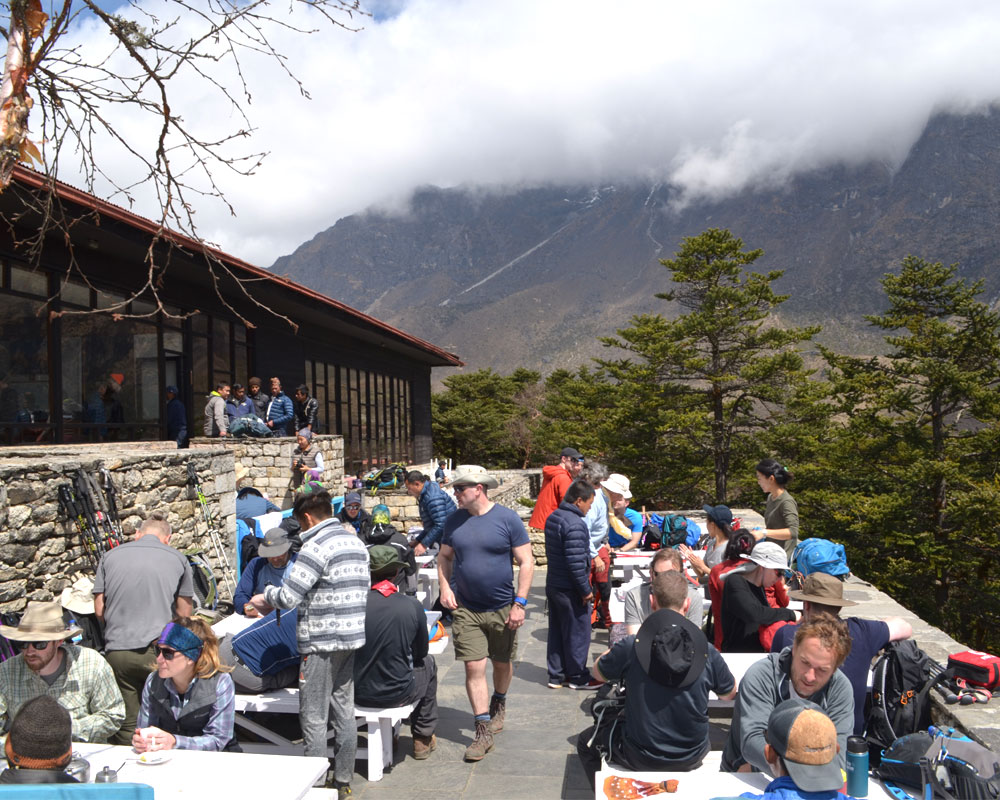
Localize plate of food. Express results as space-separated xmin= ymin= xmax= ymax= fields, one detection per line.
xmin=137 ymin=751 xmax=173 ymax=766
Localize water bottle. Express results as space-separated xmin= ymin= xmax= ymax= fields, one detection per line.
xmin=846 ymin=736 xmax=869 ymax=797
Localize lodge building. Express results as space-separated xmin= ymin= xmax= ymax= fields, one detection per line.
xmin=0 ymin=167 xmax=461 ymax=470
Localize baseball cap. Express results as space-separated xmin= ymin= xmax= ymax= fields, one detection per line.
xmin=703 ymin=504 xmax=734 ymax=527
xmin=560 ymin=447 xmax=584 ymax=461
xmin=765 ymin=699 xmax=843 ymax=792
xmin=742 ymin=541 xmax=789 ymax=571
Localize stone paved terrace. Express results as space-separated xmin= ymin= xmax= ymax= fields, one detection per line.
xmin=345 ymin=563 xmax=1000 ymax=799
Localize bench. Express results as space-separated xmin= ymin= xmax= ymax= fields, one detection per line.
xmin=232 ymin=688 xmax=416 ymax=782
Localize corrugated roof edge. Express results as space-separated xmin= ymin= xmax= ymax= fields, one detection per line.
xmin=11 ymin=166 xmax=463 ymax=367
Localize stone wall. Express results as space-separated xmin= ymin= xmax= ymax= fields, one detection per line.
xmin=0 ymin=446 xmax=236 ymax=608
xmin=190 ymin=435 xmax=344 ymax=510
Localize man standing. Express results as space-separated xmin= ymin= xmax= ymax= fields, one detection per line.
xmin=0 ymin=603 xmax=125 ymax=743
xmin=578 ymin=572 xmax=735 ymax=784
xmin=93 ymin=514 xmax=194 ymax=745
xmin=294 ymin=385 xmax=320 ymax=433
xmin=404 ymin=471 xmax=457 ymax=557
xmin=438 ymin=465 xmax=534 ymax=762
xmin=354 ymin=546 xmax=439 ymax=761
xmin=582 ymin=461 xmax=613 ymax=629
xmin=164 ymin=385 xmax=187 ymax=448
xmin=770 ymin=572 xmax=913 ymax=735
xmin=722 ymin=614 xmax=854 ymax=774
xmin=528 ymin=446 xmax=584 ymax=531
xmin=203 ymin=381 xmax=230 ymax=437
xmin=265 ymin=376 xmax=294 ymax=437
xmin=247 ymin=377 xmax=269 ymax=418
xmin=250 ymin=485 xmax=368 ymax=798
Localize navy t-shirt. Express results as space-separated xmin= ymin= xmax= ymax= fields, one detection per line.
xmin=771 ymin=616 xmax=890 ymax=735
xmin=442 ymin=504 xmax=530 ymax=612
xmin=599 ymin=634 xmax=735 ymax=764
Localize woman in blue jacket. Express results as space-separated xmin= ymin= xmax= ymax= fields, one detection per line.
xmin=544 ymin=479 xmax=598 ymax=689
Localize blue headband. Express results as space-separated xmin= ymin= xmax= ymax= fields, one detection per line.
xmin=158 ymin=623 xmax=203 ymax=660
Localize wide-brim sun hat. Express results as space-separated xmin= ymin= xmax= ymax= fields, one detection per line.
xmin=0 ymin=601 xmax=81 ymax=642
xmin=789 ymin=572 xmax=857 ymax=607
xmin=60 ymin=576 xmax=96 ymax=616
xmin=450 ymin=464 xmax=499 ymax=490
xmin=741 ymin=541 xmax=789 ymax=571
xmin=257 ymin=527 xmax=292 ymax=557
xmin=600 ymin=473 xmax=632 ymax=499
xmin=634 ymin=608 xmax=708 ymax=689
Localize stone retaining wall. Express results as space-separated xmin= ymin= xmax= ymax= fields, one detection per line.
xmin=190 ymin=435 xmax=344 ymax=510
xmin=0 ymin=447 xmax=236 ymax=608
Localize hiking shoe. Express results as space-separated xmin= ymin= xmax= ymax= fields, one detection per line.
xmin=464 ymin=720 xmax=494 ymax=761
xmin=413 ymin=733 xmax=437 ymax=760
xmin=547 ymin=680 xmax=565 ymax=689
xmin=487 ymin=695 xmax=506 ymax=733
xmin=569 ymin=677 xmax=604 ymax=690
xmin=336 ymin=783 xmax=352 ymax=800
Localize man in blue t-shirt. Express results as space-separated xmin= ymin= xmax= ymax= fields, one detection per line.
xmin=577 ymin=570 xmax=736 ymax=786
xmin=438 ymin=465 xmax=533 ymax=764
xmin=770 ymin=571 xmax=912 ymax=735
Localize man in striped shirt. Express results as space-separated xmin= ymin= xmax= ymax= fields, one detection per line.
xmin=250 ymin=485 xmax=368 ymax=797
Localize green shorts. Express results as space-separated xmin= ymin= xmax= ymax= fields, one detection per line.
xmin=452 ymin=605 xmax=519 ymax=663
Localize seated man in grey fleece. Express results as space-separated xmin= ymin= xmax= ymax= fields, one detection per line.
xmin=624 ymin=547 xmax=703 ymax=633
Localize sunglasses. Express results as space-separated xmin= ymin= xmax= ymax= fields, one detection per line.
xmin=345 ymin=504 xmax=361 ymax=510
xmin=452 ymin=484 xmax=476 ymax=494
xmin=17 ymin=641 xmax=52 ymax=651
xmin=154 ymin=645 xmax=181 ymax=660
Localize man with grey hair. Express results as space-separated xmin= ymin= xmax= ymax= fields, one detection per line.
xmin=581 ymin=461 xmax=613 ymax=629
xmin=92 ymin=512 xmax=194 ymax=744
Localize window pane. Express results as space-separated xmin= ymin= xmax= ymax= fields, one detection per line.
xmin=95 ymin=289 xmax=126 ymax=310
xmin=10 ymin=266 xmax=47 ymax=297
xmin=234 ymin=344 xmax=248 ymax=388
xmin=213 ymin=318 xmax=231 ymax=384
xmin=61 ymin=281 xmax=91 ymax=308
xmin=0 ymin=293 xmax=49 ymax=444
xmin=234 ymin=324 xmax=246 ymax=344
xmin=163 ymin=331 xmax=183 ymax=353
xmin=132 ymin=297 xmax=157 ymax=317
xmin=190 ymin=314 xmax=208 ymax=334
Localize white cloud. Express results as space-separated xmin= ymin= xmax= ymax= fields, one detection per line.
xmin=49 ymin=0 xmax=1000 ymax=266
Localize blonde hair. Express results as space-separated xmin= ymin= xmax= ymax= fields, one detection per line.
xmin=174 ymin=616 xmax=232 ymax=679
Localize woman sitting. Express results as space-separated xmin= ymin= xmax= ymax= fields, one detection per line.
xmin=718 ymin=542 xmax=797 ymax=652
xmin=681 ymin=504 xmax=735 ymax=580
xmin=133 ymin=618 xmax=238 ymax=752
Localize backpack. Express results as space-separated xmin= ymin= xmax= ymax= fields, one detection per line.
xmin=229 ymin=416 xmax=271 ymax=438
xmin=792 ymin=537 xmax=850 ymax=577
xmin=947 ymin=650 xmax=1000 ymax=690
xmin=865 ymin=640 xmax=951 ymax=764
xmin=364 ymin=463 xmax=408 ymax=493
xmin=0 ymin=612 xmax=20 ymax=663
xmin=185 ymin=550 xmax=219 ymax=612
xmin=877 ymin=728 xmax=1000 ymax=800
xmin=638 ymin=514 xmax=689 ymax=550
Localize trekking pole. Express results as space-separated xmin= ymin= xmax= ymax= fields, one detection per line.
xmin=58 ymin=484 xmax=100 ymax=569
xmin=80 ymin=469 xmax=119 ymax=551
xmin=187 ymin=463 xmax=236 ymax=598
xmin=99 ymin=467 xmax=124 ymax=548
xmin=73 ymin=470 xmax=108 ymax=557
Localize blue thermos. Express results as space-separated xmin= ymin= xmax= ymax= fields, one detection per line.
xmin=846 ymin=736 xmax=869 ymax=797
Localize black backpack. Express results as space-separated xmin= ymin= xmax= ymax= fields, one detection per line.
xmin=638 ymin=514 xmax=688 ymax=550
xmin=865 ymin=640 xmax=950 ymax=764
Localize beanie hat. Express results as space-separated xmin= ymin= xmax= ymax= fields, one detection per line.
xmin=4 ymin=695 xmax=73 ymax=770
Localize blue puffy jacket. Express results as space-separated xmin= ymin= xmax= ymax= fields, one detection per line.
xmin=416 ymin=480 xmax=457 ymax=547
xmin=544 ymin=501 xmax=591 ymax=598
xmin=265 ymin=392 xmax=294 ymax=434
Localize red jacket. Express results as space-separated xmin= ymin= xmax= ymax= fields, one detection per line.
xmin=529 ymin=464 xmax=573 ymax=529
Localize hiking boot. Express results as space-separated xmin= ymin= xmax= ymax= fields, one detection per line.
xmin=486 ymin=695 xmax=506 ymax=733
xmin=337 ymin=785 xmax=352 ymax=800
xmin=413 ymin=733 xmax=437 ymax=760
xmin=464 ymin=720 xmax=494 ymax=761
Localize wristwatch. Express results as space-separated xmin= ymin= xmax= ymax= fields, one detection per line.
xmin=513 ymin=596 xmax=527 ymax=607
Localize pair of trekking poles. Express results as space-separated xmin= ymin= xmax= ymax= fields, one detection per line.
xmin=58 ymin=468 xmax=123 ymax=569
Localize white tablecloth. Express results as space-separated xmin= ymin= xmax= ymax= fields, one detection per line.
xmin=72 ymin=742 xmax=328 ymax=800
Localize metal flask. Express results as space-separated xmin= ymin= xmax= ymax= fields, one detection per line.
xmin=65 ymin=755 xmax=91 ymax=783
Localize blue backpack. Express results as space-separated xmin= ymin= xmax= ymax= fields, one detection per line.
xmin=792 ymin=537 xmax=850 ymax=577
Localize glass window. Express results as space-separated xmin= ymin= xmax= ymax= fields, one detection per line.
xmin=162 ymin=306 xmax=183 ymax=329
xmin=234 ymin=343 xmax=248 ymax=387
xmin=0 ymin=292 xmax=50 ymax=444
xmin=190 ymin=314 xmax=208 ymax=335
xmin=234 ymin=324 xmax=246 ymax=344
xmin=132 ymin=297 xmax=157 ymax=317
xmin=213 ymin=318 xmax=231 ymax=384
xmin=163 ymin=331 xmax=183 ymax=353
xmin=10 ymin=266 xmax=48 ymax=297
xmin=60 ymin=281 xmax=91 ymax=308
xmin=95 ymin=289 xmax=126 ymax=310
